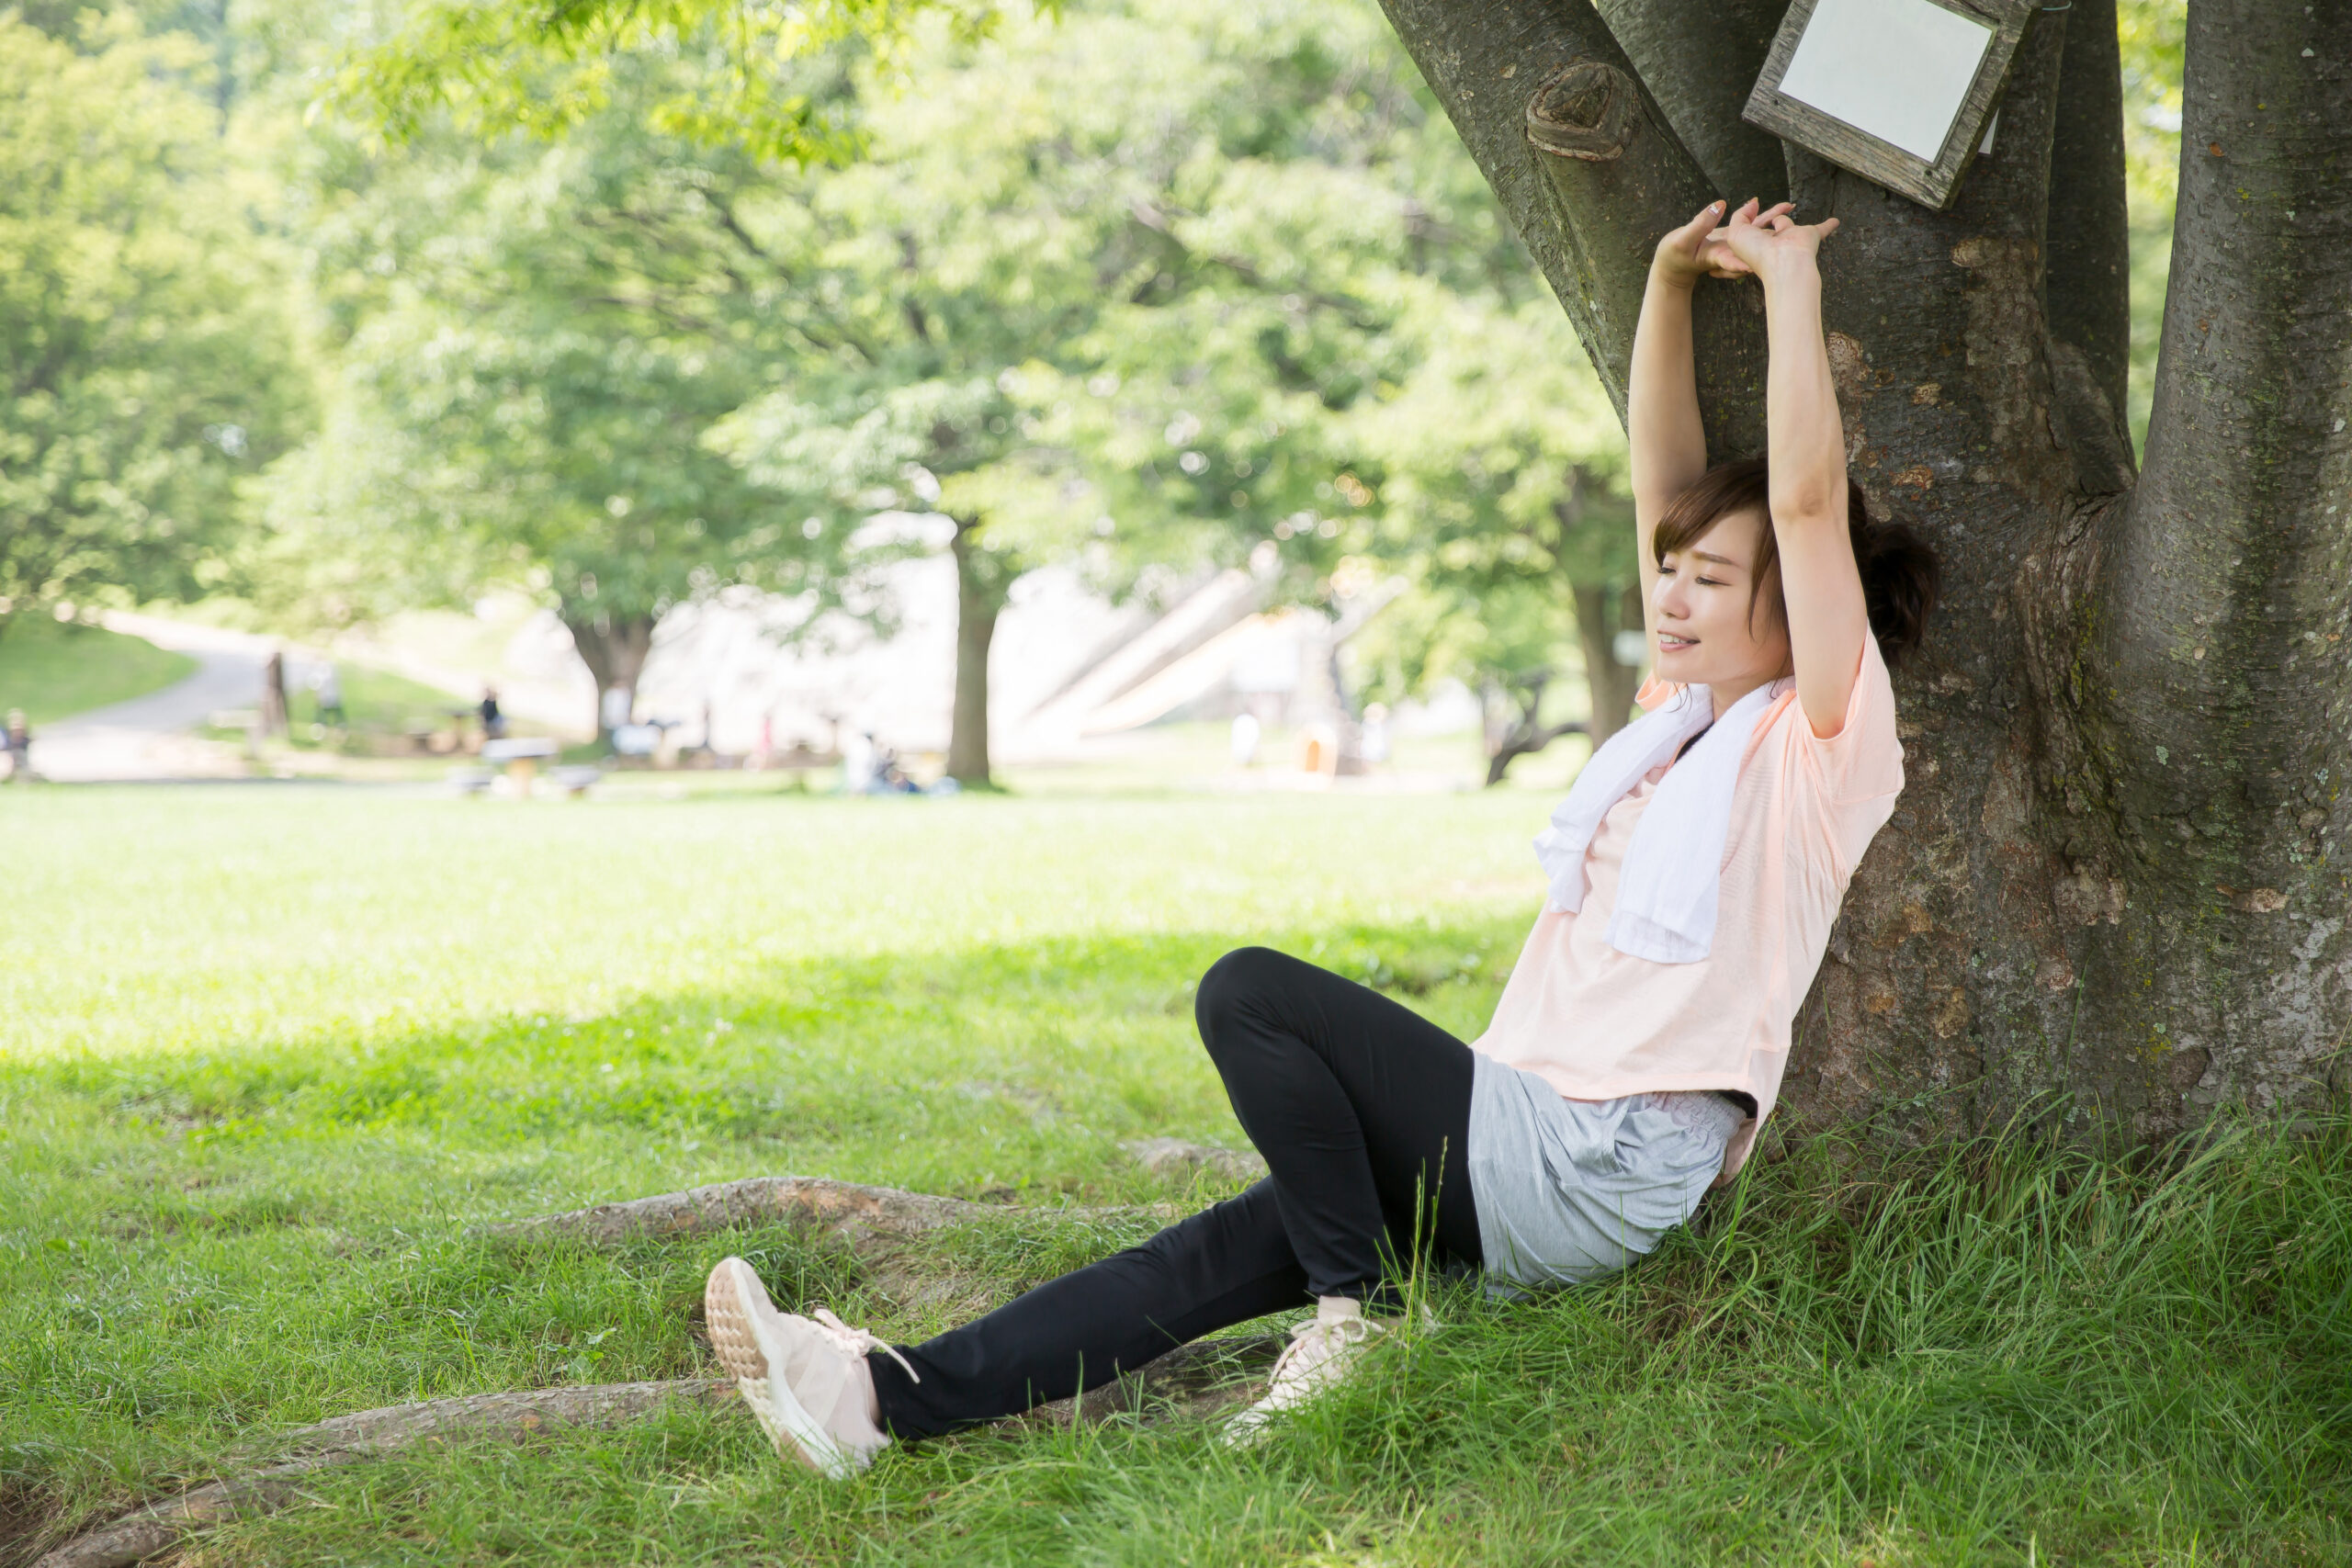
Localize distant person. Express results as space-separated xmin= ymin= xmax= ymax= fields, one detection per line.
xmin=1229 ymin=711 xmax=1261 ymax=766
xmin=695 ymin=196 xmax=1940 ymax=1478
xmin=840 ymin=730 xmax=878 ymax=793
xmin=871 ymin=745 xmax=921 ymax=795
xmin=479 ymin=687 xmax=507 ymax=743
xmin=311 ymin=663 xmax=345 ymax=728
xmin=261 ymin=649 xmax=288 ymax=737
xmin=3 ymin=709 xmax=30 ymax=782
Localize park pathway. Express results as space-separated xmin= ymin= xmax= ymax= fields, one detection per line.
xmin=30 ymin=613 xmax=272 ymax=782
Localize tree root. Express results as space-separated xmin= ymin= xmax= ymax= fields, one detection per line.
xmin=31 ymin=1380 xmax=731 ymax=1568
xmin=475 ymin=1175 xmax=1014 ymax=1248
xmin=1027 ymin=1332 xmax=1286 ymax=1428
xmin=37 ymin=1180 xmax=1266 ymax=1567
xmin=481 ymin=1174 xmax=1184 ymax=1316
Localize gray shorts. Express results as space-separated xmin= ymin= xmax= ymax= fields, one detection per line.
xmin=1464 ymin=1052 xmax=1744 ymax=1296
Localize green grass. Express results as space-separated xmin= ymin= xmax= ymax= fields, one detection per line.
xmin=2 ymin=788 xmax=2346 ymax=1565
xmin=0 ymin=616 xmax=197 ymax=726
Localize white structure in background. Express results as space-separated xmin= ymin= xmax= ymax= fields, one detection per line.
xmin=616 ymin=513 xmax=1464 ymax=764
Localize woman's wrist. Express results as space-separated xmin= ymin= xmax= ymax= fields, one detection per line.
xmin=1648 ymin=253 xmax=1701 ymax=293
xmin=1756 ymin=252 xmax=1822 ymax=294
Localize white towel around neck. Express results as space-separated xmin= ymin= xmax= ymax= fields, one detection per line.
xmin=1532 ymin=676 xmax=1792 ymax=964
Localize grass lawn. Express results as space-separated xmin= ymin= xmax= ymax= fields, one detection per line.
xmin=0 ymin=617 xmax=197 ymax=727
xmin=2 ymin=788 xmax=2345 ymax=1565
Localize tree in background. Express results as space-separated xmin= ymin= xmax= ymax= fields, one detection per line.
xmin=260 ymin=83 xmax=859 ymax=738
xmin=1019 ymin=0 xmax=1621 ymax=770
xmin=0 ymin=15 xmax=300 ymax=637
xmin=1343 ymin=288 xmax=1640 ymax=782
xmin=711 ymin=0 xmax=1523 ymax=786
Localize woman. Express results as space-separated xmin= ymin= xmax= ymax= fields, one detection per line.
xmin=701 ymin=197 xmax=1941 ymax=1477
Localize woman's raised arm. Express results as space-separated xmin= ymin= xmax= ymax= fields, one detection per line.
xmin=1716 ymin=204 xmax=1869 ymax=737
xmin=1629 ymin=198 xmax=1784 ymax=649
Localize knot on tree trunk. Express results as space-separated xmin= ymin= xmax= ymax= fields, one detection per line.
xmin=1525 ymin=61 xmax=1639 ymax=162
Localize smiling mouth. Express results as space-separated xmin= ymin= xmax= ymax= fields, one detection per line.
xmin=1658 ymin=634 xmax=1697 ymax=650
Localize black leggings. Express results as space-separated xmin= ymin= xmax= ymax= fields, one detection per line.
xmin=867 ymin=946 xmax=1484 ymax=1439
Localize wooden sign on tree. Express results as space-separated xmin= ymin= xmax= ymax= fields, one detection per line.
xmin=1741 ymin=0 xmax=2036 ymax=209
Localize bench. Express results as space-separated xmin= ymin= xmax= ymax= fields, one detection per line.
xmin=481 ymin=737 xmax=560 ymax=793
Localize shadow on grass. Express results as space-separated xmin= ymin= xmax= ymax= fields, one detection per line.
xmin=6 ymin=921 xmax=2350 ymax=1565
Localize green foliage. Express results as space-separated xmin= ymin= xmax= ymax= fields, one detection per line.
xmin=0 ymin=615 xmax=197 ymax=725
xmin=255 ymin=85 xmax=860 ymax=639
xmin=335 ymin=0 xmax=1023 ymax=165
xmin=1 ymin=787 xmax=2345 ymax=1563
xmin=2118 ymin=0 xmax=2186 ymax=461
xmin=0 ymin=14 xmax=303 ymax=629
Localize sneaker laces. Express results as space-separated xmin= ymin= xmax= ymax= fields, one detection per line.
xmin=1266 ymin=1313 xmax=1376 ymax=1389
xmin=809 ymin=1307 xmax=920 ymax=1383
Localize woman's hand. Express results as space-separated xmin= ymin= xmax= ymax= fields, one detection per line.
xmin=1715 ymin=197 xmax=1840 ymax=282
xmin=1651 ymin=197 xmax=1792 ymax=288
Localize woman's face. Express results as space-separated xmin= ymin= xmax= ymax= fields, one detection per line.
xmin=1651 ymin=507 xmax=1792 ymax=689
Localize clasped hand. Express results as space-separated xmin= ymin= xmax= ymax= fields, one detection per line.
xmin=1653 ymin=197 xmax=1840 ymax=287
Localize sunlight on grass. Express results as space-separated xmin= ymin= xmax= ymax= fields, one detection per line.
xmin=1 ymin=787 xmax=1540 ymax=1063
xmin=0 ymin=616 xmax=196 ymax=726
xmin=2 ymin=787 xmax=2345 ymax=1566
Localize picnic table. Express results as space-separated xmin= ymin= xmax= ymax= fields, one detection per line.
xmin=481 ymin=736 xmax=560 ymax=792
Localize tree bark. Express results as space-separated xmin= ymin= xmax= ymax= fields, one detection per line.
xmin=946 ymin=516 xmax=1007 ymax=787
xmin=561 ymin=608 xmax=656 ymax=743
xmin=1586 ymin=0 xmax=1791 ymax=212
xmin=1374 ymin=0 xmax=2352 ymax=1144
xmin=1371 ymin=0 xmax=1770 ymax=460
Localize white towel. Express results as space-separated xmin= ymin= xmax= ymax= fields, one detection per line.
xmin=1532 ymin=677 xmax=1792 ymax=964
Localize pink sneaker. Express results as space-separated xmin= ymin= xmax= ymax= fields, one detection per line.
xmin=703 ymin=1256 xmax=915 ymax=1478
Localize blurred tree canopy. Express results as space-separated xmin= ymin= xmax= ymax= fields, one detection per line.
xmin=258 ymin=85 xmax=865 ymax=735
xmin=0 ymin=0 xmax=2186 ymax=782
xmin=0 ymin=14 xmax=301 ymax=639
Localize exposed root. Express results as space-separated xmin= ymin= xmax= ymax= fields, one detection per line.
xmin=1027 ymin=1332 xmax=1286 ymax=1428
xmin=477 ymin=1176 xmax=1005 ymax=1248
xmin=1122 ymin=1139 xmax=1269 ymax=1183
xmin=478 ymin=1174 xmax=1174 ymax=1248
xmin=261 ymin=1377 xmax=734 ymax=1459
xmin=39 ymin=1180 xmax=1242 ymax=1566
xmin=33 ymin=1381 xmax=729 ymax=1568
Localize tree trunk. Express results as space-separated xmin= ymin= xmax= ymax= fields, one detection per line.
xmin=1374 ymin=0 xmax=2352 ymax=1145
xmin=561 ymin=608 xmax=656 ymax=743
xmin=946 ymin=517 xmax=1007 ymax=787
xmin=1569 ymin=580 xmax=1644 ymax=747
xmin=1481 ymin=670 xmax=1584 ymax=785
xmin=1551 ymin=461 xmax=1645 ymax=750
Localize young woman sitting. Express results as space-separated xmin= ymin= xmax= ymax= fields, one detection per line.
xmin=698 ymin=196 xmax=1941 ymax=1476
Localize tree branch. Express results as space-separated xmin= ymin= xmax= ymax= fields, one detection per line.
xmin=1371 ymin=0 xmax=1768 ymax=458
xmin=2041 ymin=0 xmax=2136 ymax=493
xmin=1125 ymin=199 xmax=1385 ymax=333
xmin=1589 ymin=0 xmax=1791 ymax=210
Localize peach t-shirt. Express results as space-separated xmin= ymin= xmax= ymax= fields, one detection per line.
xmin=1469 ymin=634 xmax=1905 ymax=1183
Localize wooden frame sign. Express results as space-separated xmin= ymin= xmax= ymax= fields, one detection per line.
xmin=1742 ymin=0 xmax=2033 ymax=210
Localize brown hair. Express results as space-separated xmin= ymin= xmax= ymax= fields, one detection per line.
xmin=1650 ymin=455 xmax=1941 ymax=667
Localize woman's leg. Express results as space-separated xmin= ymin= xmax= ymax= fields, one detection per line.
xmin=1193 ymin=945 xmax=1481 ymax=1303
xmin=869 ymin=1179 xmax=1307 ymax=1438
xmin=865 ymin=943 xmax=1480 ymax=1438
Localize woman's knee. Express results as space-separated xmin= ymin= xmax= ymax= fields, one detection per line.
xmin=1193 ymin=945 xmax=1289 ymax=1051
